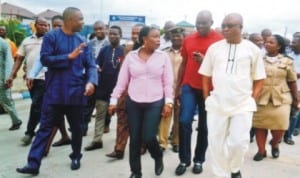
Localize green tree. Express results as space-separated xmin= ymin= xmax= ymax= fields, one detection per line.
xmin=0 ymin=19 xmax=26 ymax=47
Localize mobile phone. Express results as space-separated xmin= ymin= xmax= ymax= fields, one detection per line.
xmin=193 ymin=51 xmax=200 ymax=56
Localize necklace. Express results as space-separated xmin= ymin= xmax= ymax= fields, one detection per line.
xmin=226 ymin=44 xmax=237 ymax=74
xmin=111 ymin=48 xmax=120 ymax=69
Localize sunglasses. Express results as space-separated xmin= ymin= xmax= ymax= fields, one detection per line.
xmin=221 ymin=23 xmax=241 ymax=29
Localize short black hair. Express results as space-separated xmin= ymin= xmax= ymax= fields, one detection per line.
xmin=51 ymin=15 xmax=63 ymax=23
xmin=294 ymin=36 xmax=300 ymax=43
xmin=293 ymin=32 xmax=300 ymax=38
xmin=62 ymin=7 xmax=80 ymax=21
xmin=249 ymin=33 xmax=260 ymax=41
xmin=138 ymin=26 xmax=158 ymax=45
xmin=35 ymin=17 xmax=47 ymax=24
xmin=110 ymin=25 xmax=122 ymax=37
xmin=133 ymin=23 xmax=145 ymax=28
xmin=273 ymin=34 xmax=286 ymax=54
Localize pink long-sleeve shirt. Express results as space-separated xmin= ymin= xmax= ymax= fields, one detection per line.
xmin=110 ymin=49 xmax=174 ymax=105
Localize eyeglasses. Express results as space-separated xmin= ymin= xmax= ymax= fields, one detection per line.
xmin=221 ymin=23 xmax=240 ymax=29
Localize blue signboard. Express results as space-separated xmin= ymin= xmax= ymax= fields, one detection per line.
xmin=109 ymin=15 xmax=145 ymax=40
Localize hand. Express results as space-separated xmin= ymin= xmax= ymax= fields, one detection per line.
xmin=26 ymin=79 xmax=34 ymax=89
xmin=161 ymin=104 xmax=172 ymax=118
xmin=22 ymin=65 xmax=27 ymax=73
xmin=84 ymin=83 xmax=95 ymax=96
xmin=192 ymin=51 xmax=204 ymax=63
xmin=5 ymin=78 xmax=14 ymax=88
xmin=124 ymin=41 xmax=134 ymax=55
xmin=68 ymin=42 xmax=87 ymax=60
xmin=292 ymin=99 xmax=299 ymax=110
xmin=175 ymin=87 xmax=181 ymax=106
xmin=108 ymin=105 xmax=116 ymax=115
xmin=175 ymin=98 xmax=180 ymax=107
xmin=175 ymin=86 xmax=180 ymax=96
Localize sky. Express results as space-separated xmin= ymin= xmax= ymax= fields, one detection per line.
xmin=2 ymin=0 xmax=300 ymax=38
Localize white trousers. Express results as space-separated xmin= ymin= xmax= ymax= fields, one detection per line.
xmin=207 ymin=111 xmax=252 ymax=178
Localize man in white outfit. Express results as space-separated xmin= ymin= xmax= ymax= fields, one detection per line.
xmin=199 ymin=13 xmax=266 ymax=178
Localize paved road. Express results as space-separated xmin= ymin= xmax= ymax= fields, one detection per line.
xmin=0 ymin=99 xmax=299 ymax=178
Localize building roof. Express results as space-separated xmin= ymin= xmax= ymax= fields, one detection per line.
xmin=37 ymin=9 xmax=61 ymax=20
xmin=1 ymin=2 xmax=35 ymax=19
xmin=176 ymin=20 xmax=195 ymax=28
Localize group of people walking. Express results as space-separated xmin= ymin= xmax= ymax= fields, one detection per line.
xmin=1 ymin=6 xmax=299 ymax=178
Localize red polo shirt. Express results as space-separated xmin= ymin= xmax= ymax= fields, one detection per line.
xmin=181 ymin=30 xmax=223 ymax=89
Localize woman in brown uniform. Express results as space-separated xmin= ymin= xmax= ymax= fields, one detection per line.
xmin=253 ymin=34 xmax=299 ymax=161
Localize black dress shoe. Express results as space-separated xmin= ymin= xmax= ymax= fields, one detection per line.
xmin=129 ymin=173 xmax=142 ymax=178
xmin=84 ymin=142 xmax=103 ymax=151
xmin=284 ymin=138 xmax=295 ymax=145
xmin=192 ymin=162 xmax=203 ymax=174
xmin=155 ymin=157 xmax=164 ymax=175
xmin=271 ymin=147 xmax=280 ymax=158
xmin=9 ymin=121 xmax=22 ymax=131
xmin=253 ymin=152 xmax=266 ymax=161
xmin=293 ymin=129 xmax=300 ymax=136
xmin=231 ymin=171 xmax=242 ymax=178
xmin=71 ymin=159 xmax=80 ymax=170
xmin=106 ymin=151 xmax=124 ymax=159
xmin=44 ymin=151 xmax=49 ymax=157
xmin=52 ymin=138 xmax=71 ymax=147
xmin=172 ymin=145 xmax=179 ymax=153
xmin=175 ymin=163 xmax=190 ymax=175
xmin=16 ymin=165 xmax=39 ymax=175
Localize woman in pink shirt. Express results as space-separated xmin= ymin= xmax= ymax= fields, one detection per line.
xmin=109 ymin=26 xmax=174 ymax=178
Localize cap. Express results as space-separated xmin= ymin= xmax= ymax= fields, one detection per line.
xmin=168 ymin=26 xmax=185 ymax=34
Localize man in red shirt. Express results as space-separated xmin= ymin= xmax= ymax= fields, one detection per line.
xmin=175 ymin=10 xmax=223 ymax=176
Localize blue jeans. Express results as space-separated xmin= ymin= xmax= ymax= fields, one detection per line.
xmin=295 ymin=114 xmax=300 ymax=129
xmin=126 ymin=96 xmax=164 ymax=175
xmin=284 ymin=108 xmax=299 ymax=139
xmin=179 ymin=84 xmax=207 ymax=165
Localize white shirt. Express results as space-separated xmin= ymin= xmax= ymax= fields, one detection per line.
xmin=88 ymin=37 xmax=109 ymax=60
xmin=199 ymin=39 xmax=266 ymax=115
xmin=159 ymin=35 xmax=172 ymax=50
xmin=17 ymin=34 xmax=45 ymax=80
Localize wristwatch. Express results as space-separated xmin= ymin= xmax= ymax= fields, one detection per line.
xmin=165 ymin=103 xmax=173 ymax=109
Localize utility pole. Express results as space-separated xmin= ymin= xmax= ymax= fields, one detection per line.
xmin=284 ymin=26 xmax=288 ymax=38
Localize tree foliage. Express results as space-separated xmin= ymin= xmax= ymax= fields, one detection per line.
xmin=0 ymin=19 xmax=26 ymax=47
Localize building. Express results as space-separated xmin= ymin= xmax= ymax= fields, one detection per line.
xmin=1 ymin=2 xmax=35 ymax=21
xmin=37 ymin=9 xmax=61 ymax=21
xmin=176 ymin=20 xmax=195 ymax=35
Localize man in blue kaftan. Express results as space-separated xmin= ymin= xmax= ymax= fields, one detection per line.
xmin=16 ymin=7 xmax=98 ymax=175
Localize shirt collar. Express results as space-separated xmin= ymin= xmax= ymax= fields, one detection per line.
xmin=133 ymin=47 xmax=164 ymax=54
xmin=30 ymin=33 xmax=44 ymax=39
xmin=169 ymin=47 xmax=181 ymax=53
